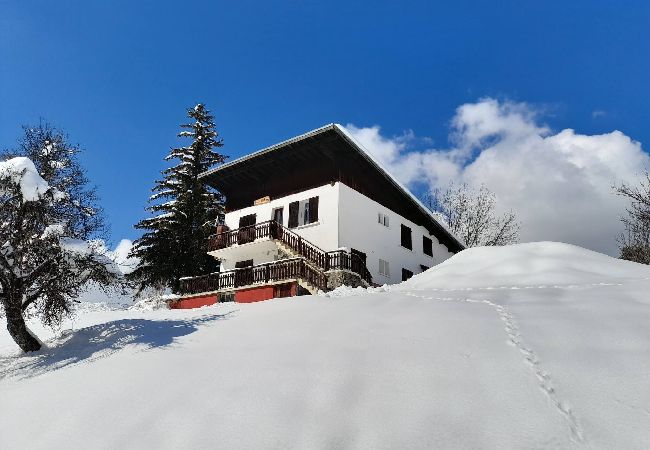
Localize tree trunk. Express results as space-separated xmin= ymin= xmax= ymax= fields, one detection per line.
xmin=4 ymin=297 xmax=41 ymax=352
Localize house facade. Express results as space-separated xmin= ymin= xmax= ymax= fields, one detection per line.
xmin=173 ymin=124 xmax=464 ymax=307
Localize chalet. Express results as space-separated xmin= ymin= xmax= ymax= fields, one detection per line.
xmin=173 ymin=124 xmax=464 ymax=308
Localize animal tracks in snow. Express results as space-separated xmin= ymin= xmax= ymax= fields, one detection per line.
xmin=405 ymin=291 xmax=585 ymax=444
xmin=402 ymin=282 xmax=622 ymax=293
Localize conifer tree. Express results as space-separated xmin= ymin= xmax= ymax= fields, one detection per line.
xmin=128 ymin=104 xmax=226 ymax=293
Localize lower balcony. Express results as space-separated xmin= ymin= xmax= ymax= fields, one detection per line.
xmin=178 ymin=257 xmax=328 ymax=296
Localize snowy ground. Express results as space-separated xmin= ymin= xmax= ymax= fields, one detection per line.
xmin=1 ymin=242 xmax=649 ymax=449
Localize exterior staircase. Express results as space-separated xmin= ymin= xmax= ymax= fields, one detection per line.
xmin=179 ymin=220 xmax=372 ymax=297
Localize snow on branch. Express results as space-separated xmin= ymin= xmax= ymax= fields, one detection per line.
xmin=0 ymin=157 xmax=51 ymax=202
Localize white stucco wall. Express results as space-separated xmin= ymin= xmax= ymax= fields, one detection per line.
xmin=217 ymin=181 xmax=454 ymax=282
xmin=337 ymin=182 xmax=454 ymax=284
xmin=220 ymin=183 xmax=340 ymax=270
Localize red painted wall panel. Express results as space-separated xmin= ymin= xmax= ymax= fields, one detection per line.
xmin=173 ymin=282 xmax=300 ymax=308
xmin=170 ymin=294 xmax=218 ymax=309
xmin=235 ymin=286 xmax=275 ymax=303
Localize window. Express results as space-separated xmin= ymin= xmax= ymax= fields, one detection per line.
xmin=420 ymin=264 xmax=430 ymax=272
xmin=272 ymin=207 xmax=284 ymax=225
xmin=402 ymin=268 xmax=414 ymax=281
xmin=423 ymin=236 xmax=433 ymax=257
xmin=219 ymin=292 xmax=235 ymax=302
xmin=288 ymin=196 xmax=319 ymax=228
xmin=378 ymin=212 xmax=389 ymax=227
xmin=379 ymin=259 xmax=390 ymax=277
xmin=400 ymin=224 xmax=412 ymax=250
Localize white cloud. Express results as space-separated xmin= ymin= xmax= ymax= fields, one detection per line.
xmin=345 ymin=98 xmax=650 ymax=256
xmin=107 ymin=239 xmax=139 ymax=275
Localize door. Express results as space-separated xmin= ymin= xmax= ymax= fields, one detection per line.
xmin=271 ymin=208 xmax=284 ymax=239
xmin=272 ymin=207 xmax=284 ymax=225
xmin=350 ymin=248 xmax=367 ymax=274
xmin=235 ymin=259 xmax=254 ymax=287
xmin=238 ymin=214 xmax=256 ymax=244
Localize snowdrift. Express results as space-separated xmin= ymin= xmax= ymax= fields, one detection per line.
xmin=1 ymin=242 xmax=649 ymax=449
xmin=401 ymin=241 xmax=650 ymax=290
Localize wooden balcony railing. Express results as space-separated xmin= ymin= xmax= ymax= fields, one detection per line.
xmin=326 ymin=250 xmax=373 ymax=284
xmin=207 ymin=220 xmax=372 ymax=284
xmin=179 ymin=257 xmax=328 ymax=295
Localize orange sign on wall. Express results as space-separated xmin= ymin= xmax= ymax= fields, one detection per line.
xmin=253 ymin=196 xmax=270 ymax=206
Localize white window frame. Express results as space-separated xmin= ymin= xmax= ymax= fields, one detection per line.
xmin=379 ymin=258 xmax=390 ymax=277
xmin=378 ymin=212 xmax=389 ymax=227
xmin=299 ymin=199 xmax=310 ymax=226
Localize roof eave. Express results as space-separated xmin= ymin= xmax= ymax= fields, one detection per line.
xmin=332 ymin=124 xmax=465 ymax=251
xmin=199 ymin=124 xmax=337 ymax=180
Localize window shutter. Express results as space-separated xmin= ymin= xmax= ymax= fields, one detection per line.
xmin=288 ymin=201 xmax=299 ymax=228
xmin=309 ymin=196 xmax=319 ymax=223
xmin=239 ymin=214 xmax=256 ymax=227
xmin=401 ymin=224 xmax=412 ymax=250
xmin=423 ymin=236 xmax=433 ymax=256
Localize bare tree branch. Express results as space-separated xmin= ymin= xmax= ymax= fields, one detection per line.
xmin=615 ymin=171 xmax=650 ymax=264
xmin=423 ymin=183 xmax=520 ymax=247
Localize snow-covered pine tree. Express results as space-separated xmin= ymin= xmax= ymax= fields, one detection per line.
xmin=128 ymin=104 xmax=226 ymax=293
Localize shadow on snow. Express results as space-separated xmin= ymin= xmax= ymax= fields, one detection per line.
xmin=0 ymin=313 xmax=232 ymax=380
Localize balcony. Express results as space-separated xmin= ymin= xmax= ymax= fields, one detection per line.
xmin=179 ymin=257 xmax=327 ymax=295
xmin=207 ymin=220 xmax=372 ymax=283
xmin=178 ymin=220 xmax=373 ymax=296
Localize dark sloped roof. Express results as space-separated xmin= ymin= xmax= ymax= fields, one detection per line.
xmin=200 ymin=124 xmax=465 ymax=252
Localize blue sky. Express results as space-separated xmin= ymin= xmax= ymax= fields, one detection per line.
xmin=1 ymin=1 xmax=649 ymax=251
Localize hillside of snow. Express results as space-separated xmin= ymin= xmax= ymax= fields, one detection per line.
xmin=400 ymin=241 xmax=650 ymax=289
xmin=1 ymin=242 xmax=650 ymax=449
